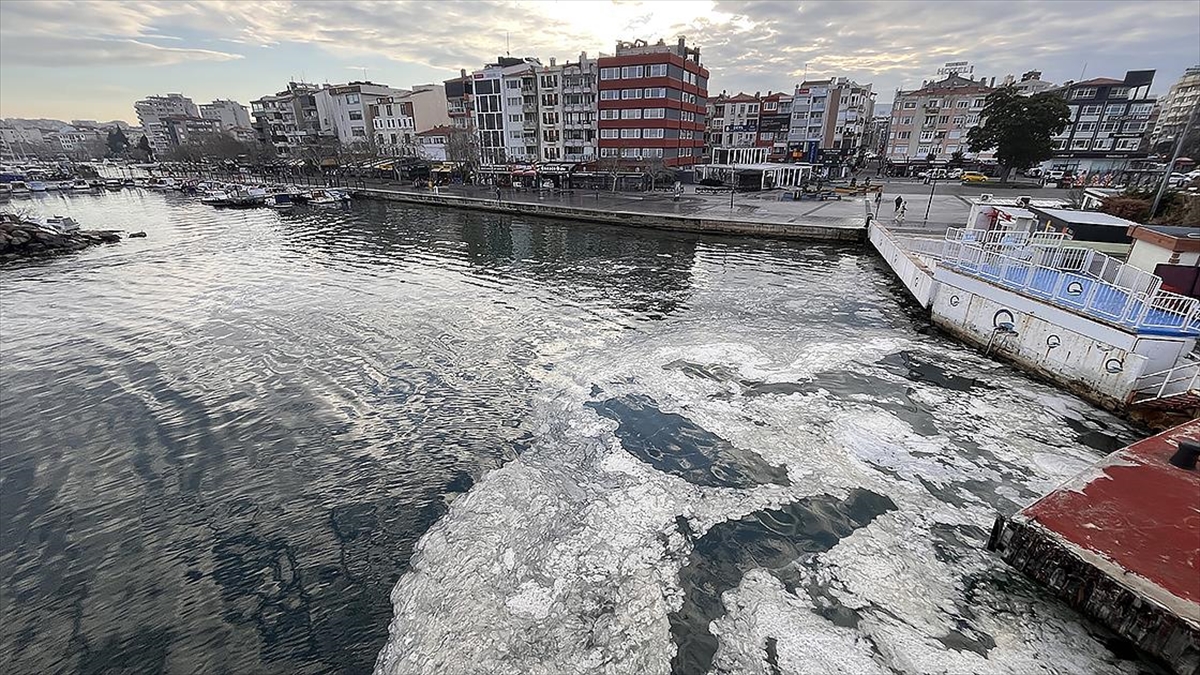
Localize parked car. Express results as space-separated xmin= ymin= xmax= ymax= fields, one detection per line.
xmin=960 ymin=171 xmax=988 ymax=183
xmin=1023 ymin=167 xmax=1043 ymax=178
xmin=948 ymin=168 xmax=964 ymax=179
xmin=1045 ymin=169 xmax=1069 ymax=182
xmin=1167 ymin=172 xmax=1190 ymax=188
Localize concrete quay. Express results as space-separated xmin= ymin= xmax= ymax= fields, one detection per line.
xmin=350 ymin=184 xmax=877 ymax=241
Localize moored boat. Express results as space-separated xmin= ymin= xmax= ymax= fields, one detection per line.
xmin=27 ymin=181 xmax=49 ymax=192
xmin=104 ymin=179 xmax=123 ymax=191
xmin=71 ymin=179 xmax=91 ymax=190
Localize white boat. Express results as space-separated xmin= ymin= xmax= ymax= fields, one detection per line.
xmin=27 ymin=181 xmax=49 ymax=192
xmin=104 ymin=179 xmax=123 ymax=191
xmin=71 ymin=179 xmax=91 ymax=190
xmin=268 ymin=192 xmax=295 ymax=209
xmin=10 ymin=181 xmax=30 ymax=195
xmin=306 ymin=189 xmax=351 ymax=205
xmin=43 ymin=215 xmax=80 ymax=233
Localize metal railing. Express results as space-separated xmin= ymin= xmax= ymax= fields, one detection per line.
xmin=1132 ymin=361 xmax=1200 ymax=403
xmin=939 ymin=228 xmax=1200 ymax=334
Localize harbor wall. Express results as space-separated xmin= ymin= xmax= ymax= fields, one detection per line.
xmin=351 ymin=188 xmax=865 ymax=242
xmin=867 ymin=221 xmax=938 ymax=307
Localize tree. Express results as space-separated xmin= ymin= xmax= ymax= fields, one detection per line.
xmin=445 ymin=129 xmax=480 ymax=181
xmin=136 ymin=135 xmax=153 ymax=162
xmin=106 ymin=127 xmax=129 ymax=157
xmin=925 ymin=152 xmax=937 ymax=164
xmin=949 ymin=150 xmax=964 ymax=167
xmin=966 ymin=86 xmax=1070 ymax=183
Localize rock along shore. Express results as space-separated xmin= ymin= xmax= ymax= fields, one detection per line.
xmin=0 ymin=221 xmax=122 ymax=263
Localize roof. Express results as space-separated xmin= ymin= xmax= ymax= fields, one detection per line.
xmin=1030 ymin=207 xmax=1142 ymax=227
xmin=416 ymin=126 xmax=454 ymax=137
xmin=1073 ymin=77 xmax=1124 ymax=87
xmin=1128 ymin=225 xmax=1200 ymax=252
xmin=725 ymin=93 xmax=758 ymax=102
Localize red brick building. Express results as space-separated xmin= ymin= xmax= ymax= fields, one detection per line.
xmin=596 ymin=37 xmax=708 ymax=169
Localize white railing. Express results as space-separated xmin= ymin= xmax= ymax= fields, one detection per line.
xmin=1132 ymin=361 xmax=1200 ymax=403
xmin=942 ymin=234 xmax=1200 ymax=334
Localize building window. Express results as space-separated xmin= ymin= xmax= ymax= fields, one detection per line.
xmin=1080 ymin=105 xmax=1102 ymax=115
xmin=600 ymin=109 xmax=619 ymax=120
xmin=643 ymin=88 xmax=666 ymax=98
xmin=600 ymin=128 xmax=619 ymax=139
xmin=1129 ymin=103 xmax=1154 ymax=117
xmin=642 ymin=128 xmax=664 ymax=139
xmin=620 ymin=109 xmax=642 ymax=120
xmin=642 ymin=147 xmax=663 ymax=158
xmin=903 ymin=101 xmax=917 ymax=109
xmin=1092 ymin=139 xmax=1112 ymax=150
xmin=644 ymin=108 xmax=665 ymax=119
xmin=682 ymin=93 xmax=696 ymax=104
xmin=956 ymin=100 xmax=970 ymax=108
xmin=1115 ymin=138 xmax=1140 ymax=150
xmin=600 ymin=90 xmax=620 ymax=101
xmin=1077 ymin=122 xmax=1096 ymax=132
xmin=351 ymin=127 xmax=365 ymax=137
xmin=620 ymin=128 xmax=641 ymax=139
xmin=952 ymin=116 xmax=965 ymax=125
xmin=1123 ymin=121 xmax=1146 ymax=132
xmin=621 ymin=66 xmax=644 ymax=78
xmin=621 ymin=89 xmax=641 ymax=100
xmin=506 ymin=80 xmax=521 ymax=89
xmin=1109 ymin=87 xmax=1129 ymax=99
xmin=646 ymin=64 xmax=667 ymax=77
xmin=896 ymin=131 xmax=911 ymax=139
xmin=346 ymin=93 xmax=360 ymax=104
xmin=1070 ymin=139 xmax=1090 ymax=149
xmin=600 ymin=68 xmax=619 ymax=80
xmin=971 ymin=98 xmax=985 ymax=108
xmin=348 ymin=110 xmax=363 ymax=121
xmin=1071 ymin=87 xmax=1097 ymax=99
xmin=938 ymin=115 xmax=949 ymax=124
xmin=621 ymin=147 xmax=640 ymax=158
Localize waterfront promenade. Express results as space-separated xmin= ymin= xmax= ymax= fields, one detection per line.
xmin=349 ymin=181 xmax=973 ymax=242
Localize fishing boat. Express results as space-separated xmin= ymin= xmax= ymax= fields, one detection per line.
xmin=305 ymin=189 xmax=351 ymax=206
xmin=222 ymin=186 xmax=268 ymax=209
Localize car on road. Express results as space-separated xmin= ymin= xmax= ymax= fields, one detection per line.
xmin=948 ymin=168 xmax=964 ymax=179
xmin=1045 ymin=170 xmax=1070 ymax=182
xmin=960 ymin=171 xmax=988 ymax=183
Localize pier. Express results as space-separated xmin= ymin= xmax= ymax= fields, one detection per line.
xmin=988 ymin=420 xmax=1200 ymax=674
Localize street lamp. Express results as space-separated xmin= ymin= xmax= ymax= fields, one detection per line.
xmin=924 ymin=176 xmax=936 ymax=224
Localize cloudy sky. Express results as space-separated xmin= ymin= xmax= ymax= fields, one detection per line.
xmin=1 ymin=0 xmax=1197 ymax=123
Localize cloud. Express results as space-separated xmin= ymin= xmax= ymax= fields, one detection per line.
xmin=1 ymin=35 xmax=243 ymax=67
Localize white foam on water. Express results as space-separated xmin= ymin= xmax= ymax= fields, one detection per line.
xmin=375 ymin=314 xmax=1143 ymax=674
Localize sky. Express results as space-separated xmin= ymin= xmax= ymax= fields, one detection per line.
xmin=1 ymin=0 xmax=1198 ymax=123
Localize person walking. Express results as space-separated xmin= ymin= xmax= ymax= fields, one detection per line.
xmin=894 ymin=195 xmax=903 ymax=212
xmin=875 ymin=190 xmax=883 ymax=212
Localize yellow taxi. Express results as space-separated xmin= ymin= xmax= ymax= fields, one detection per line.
xmin=960 ymin=171 xmax=988 ymax=183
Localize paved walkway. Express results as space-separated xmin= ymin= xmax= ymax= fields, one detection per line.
xmin=352 ymin=180 xmax=972 ymax=232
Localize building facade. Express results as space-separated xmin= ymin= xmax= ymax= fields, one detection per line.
xmin=372 ymin=98 xmax=416 ymax=154
xmin=415 ymin=126 xmax=453 ymax=161
xmin=886 ymin=73 xmax=993 ymax=168
xmin=596 ymin=37 xmax=708 ymax=168
xmin=315 ymin=81 xmax=406 ymax=147
xmin=250 ymin=82 xmax=324 ymax=158
xmin=536 ymin=53 xmax=598 ymax=163
xmin=199 ymin=99 xmax=252 ymax=131
xmin=163 ymin=116 xmax=222 ymax=147
xmin=1042 ymin=70 xmax=1157 ymax=175
xmin=470 ymin=57 xmax=542 ymax=164
xmin=1149 ymin=65 xmax=1200 ymax=150
xmin=787 ymin=78 xmax=874 ymax=168
xmin=443 ymin=71 xmax=475 ymax=130
xmin=134 ymin=93 xmax=199 ymax=152
xmin=1001 ymin=70 xmax=1054 ymax=96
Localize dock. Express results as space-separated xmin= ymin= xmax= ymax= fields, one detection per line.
xmin=988 ymin=419 xmax=1200 ymax=674
xmin=350 ymin=185 xmax=870 ymax=241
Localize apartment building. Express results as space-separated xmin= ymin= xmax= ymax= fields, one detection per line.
xmin=199 ymin=99 xmax=252 ymax=131
xmin=596 ymin=37 xmax=708 ymax=168
xmin=443 ymin=71 xmax=475 ymax=130
xmin=372 ymin=85 xmax=452 ymax=155
xmin=134 ymin=93 xmax=199 ymax=152
xmin=1042 ymin=70 xmax=1157 ymax=175
xmin=787 ymin=78 xmax=875 ymax=166
xmin=536 ymin=53 xmax=598 ymax=163
xmin=758 ymin=92 xmax=792 ymax=161
xmin=163 ymin=115 xmax=222 ymax=147
xmin=705 ymin=91 xmax=791 ymax=162
xmin=250 ymin=81 xmax=324 ymax=158
xmin=1150 ymin=65 xmax=1200 ymax=149
xmin=415 ymin=126 xmax=453 ymax=161
xmin=471 ymin=57 xmax=543 ymax=164
xmin=315 ymin=81 xmax=406 ymax=147
xmin=1001 ymin=70 xmax=1054 ymax=96
xmin=886 ymin=73 xmax=993 ymax=168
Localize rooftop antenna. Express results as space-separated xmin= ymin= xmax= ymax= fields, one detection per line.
xmin=803 ymin=62 xmax=809 ymax=82
xmin=506 ymin=32 xmax=511 ymax=56
xmin=1079 ymin=61 xmax=1087 ymax=81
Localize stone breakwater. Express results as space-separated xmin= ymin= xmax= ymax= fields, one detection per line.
xmin=0 ymin=221 xmax=122 ymax=263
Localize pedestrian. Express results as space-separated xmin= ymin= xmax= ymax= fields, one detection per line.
xmin=495 ymin=185 xmax=502 ymax=203
xmin=875 ymin=191 xmax=882 ymax=208
xmin=894 ymin=195 xmax=903 ymax=211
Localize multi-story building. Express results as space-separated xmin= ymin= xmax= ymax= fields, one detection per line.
xmin=0 ymin=125 xmax=46 ymax=160
xmin=163 ymin=116 xmax=222 ymax=147
xmin=1149 ymin=65 xmax=1200 ymax=149
xmin=863 ymin=102 xmax=892 ymax=158
xmin=705 ymin=91 xmax=792 ymax=163
xmin=250 ymin=81 xmax=324 ymax=158
xmin=199 ymin=99 xmax=252 ymax=131
xmin=596 ymin=37 xmax=708 ymax=168
xmin=45 ymin=125 xmax=104 ymax=155
xmin=471 ymin=57 xmax=542 ymax=164
xmin=134 ymin=93 xmax=199 ymax=152
xmin=787 ymin=78 xmax=875 ymax=168
xmin=443 ymin=70 xmax=475 ymax=130
xmin=757 ymin=92 xmax=792 ymax=162
xmin=536 ymin=53 xmax=599 ymax=164
xmin=886 ymin=73 xmax=993 ymax=170
xmin=315 ymin=81 xmax=406 ymax=147
xmin=1042 ymin=70 xmax=1157 ymax=175
xmin=372 ymin=85 xmax=453 ymax=155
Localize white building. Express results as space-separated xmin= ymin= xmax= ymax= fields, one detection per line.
xmin=536 ymin=53 xmax=598 ymax=163
xmin=887 ymin=71 xmax=995 ymax=171
xmin=315 ymin=81 xmax=407 ymax=147
xmin=371 ymin=85 xmax=453 ymax=155
xmin=1001 ymin=70 xmax=1055 ymax=96
xmin=134 ymin=93 xmax=199 ymax=152
xmin=199 ymin=99 xmax=252 ymax=131
xmin=1150 ymin=65 xmax=1200 ymax=149
xmin=472 ymin=57 xmax=542 ymax=164
xmin=787 ymin=77 xmax=875 ymax=162
xmin=416 ymin=126 xmax=453 ymax=161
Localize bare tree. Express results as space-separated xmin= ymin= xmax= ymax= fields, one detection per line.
xmin=445 ymin=129 xmax=480 ymax=182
